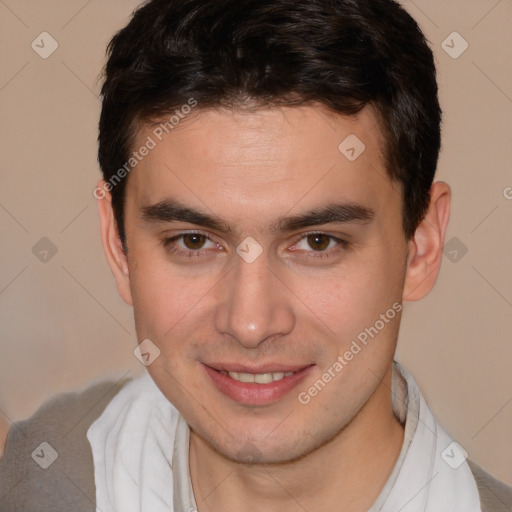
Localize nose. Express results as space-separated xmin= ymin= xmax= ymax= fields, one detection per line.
xmin=214 ymin=250 xmax=295 ymax=349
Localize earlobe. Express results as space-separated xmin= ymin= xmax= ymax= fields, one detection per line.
xmin=403 ymin=181 xmax=451 ymax=302
xmin=96 ymin=180 xmax=133 ymax=306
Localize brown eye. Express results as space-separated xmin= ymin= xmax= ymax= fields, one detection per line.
xmin=306 ymin=234 xmax=331 ymax=251
xmin=290 ymin=233 xmax=348 ymax=260
xmin=162 ymin=231 xmax=221 ymax=258
xmin=182 ymin=233 xmax=207 ymax=250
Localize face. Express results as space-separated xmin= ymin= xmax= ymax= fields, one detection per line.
xmin=108 ymin=104 xmax=412 ymax=463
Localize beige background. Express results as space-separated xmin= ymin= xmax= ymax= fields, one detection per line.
xmin=0 ymin=0 xmax=511 ymax=484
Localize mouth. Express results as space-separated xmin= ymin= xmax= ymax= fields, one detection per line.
xmin=203 ymin=363 xmax=314 ymax=405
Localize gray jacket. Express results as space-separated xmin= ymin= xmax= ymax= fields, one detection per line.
xmin=1 ymin=380 xmax=511 ymax=511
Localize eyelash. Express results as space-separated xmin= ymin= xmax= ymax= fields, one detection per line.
xmin=162 ymin=230 xmax=349 ymax=260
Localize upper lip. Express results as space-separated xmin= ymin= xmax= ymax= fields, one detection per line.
xmin=204 ymin=363 xmax=313 ymax=374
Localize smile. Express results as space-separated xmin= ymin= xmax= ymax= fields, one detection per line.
xmin=204 ymin=364 xmax=314 ymax=405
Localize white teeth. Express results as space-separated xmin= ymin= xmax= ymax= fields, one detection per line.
xmin=254 ymin=373 xmax=273 ymax=384
xmin=227 ymin=371 xmax=294 ymax=383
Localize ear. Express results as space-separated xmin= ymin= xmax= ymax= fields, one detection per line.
xmin=96 ymin=180 xmax=133 ymax=306
xmin=403 ymin=181 xmax=451 ymax=301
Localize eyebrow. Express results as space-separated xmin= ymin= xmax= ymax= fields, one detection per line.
xmin=140 ymin=199 xmax=375 ymax=234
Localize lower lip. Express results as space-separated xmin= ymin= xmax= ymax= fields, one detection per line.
xmin=203 ymin=364 xmax=313 ymax=406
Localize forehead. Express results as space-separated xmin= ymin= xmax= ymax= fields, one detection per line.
xmin=125 ymin=104 xmax=398 ymax=230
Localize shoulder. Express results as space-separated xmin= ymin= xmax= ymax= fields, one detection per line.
xmin=468 ymin=459 xmax=512 ymax=511
xmin=0 ymin=377 xmax=131 ymax=512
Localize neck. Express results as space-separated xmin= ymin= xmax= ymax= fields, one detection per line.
xmin=189 ymin=367 xmax=405 ymax=512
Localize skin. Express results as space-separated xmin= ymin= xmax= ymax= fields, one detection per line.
xmin=97 ymin=103 xmax=450 ymax=511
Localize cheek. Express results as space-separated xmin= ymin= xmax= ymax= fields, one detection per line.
xmin=128 ymin=250 xmax=187 ymax=340
xmin=295 ymin=252 xmax=404 ymax=342
xmin=128 ymin=248 xmax=220 ymax=348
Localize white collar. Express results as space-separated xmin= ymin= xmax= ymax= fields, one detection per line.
xmin=371 ymin=363 xmax=481 ymax=511
xmin=87 ymin=362 xmax=481 ymax=512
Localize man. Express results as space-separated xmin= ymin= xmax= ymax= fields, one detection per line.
xmin=0 ymin=0 xmax=510 ymax=510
